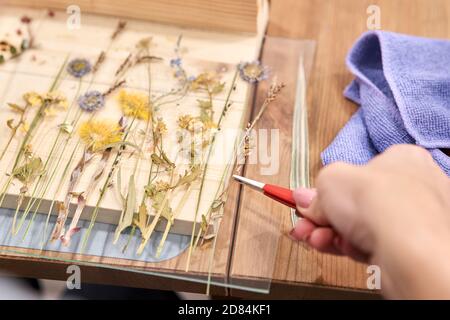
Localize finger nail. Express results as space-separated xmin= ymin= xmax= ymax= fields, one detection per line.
xmin=333 ymin=236 xmax=342 ymax=249
xmin=293 ymin=187 xmax=316 ymax=208
xmin=303 ymin=233 xmax=310 ymax=242
xmin=288 ymin=229 xmax=298 ymax=241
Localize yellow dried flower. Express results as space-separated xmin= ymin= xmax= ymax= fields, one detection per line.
xmin=23 ymin=92 xmax=42 ymax=107
xmin=190 ymin=72 xmax=222 ymax=91
xmin=177 ymin=114 xmax=216 ymax=133
xmin=78 ymin=119 xmax=123 ymax=152
xmin=155 ymin=119 xmax=167 ymax=135
xmin=118 ymin=90 xmax=151 ymax=120
xmin=44 ymin=91 xmax=69 ymax=109
xmin=177 ymin=115 xmax=193 ymax=130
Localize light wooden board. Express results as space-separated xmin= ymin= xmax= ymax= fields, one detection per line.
xmin=2 ymin=0 xmax=265 ymax=33
xmin=1 ymin=0 xmax=448 ymax=298
xmin=0 ymin=5 xmax=263 ymax=236
xmin=0 ymin=2 xmax=266 ymax=293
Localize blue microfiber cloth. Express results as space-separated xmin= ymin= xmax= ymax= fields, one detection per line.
xmin=321 ymin=31 xmax=450 ymax=175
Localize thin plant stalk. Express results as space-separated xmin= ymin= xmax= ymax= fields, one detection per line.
xmin=0 ymin=57 xmax=68 ymax=208
xmin=155 ymin=183 xmax=192 ymax=257
xmin=185 ymin=67 xmax=238 ymax=272
xmin=80 ymin=117 xmax=137 ymax=252
xmin=40 ymin=141 xmax=79 ymax=249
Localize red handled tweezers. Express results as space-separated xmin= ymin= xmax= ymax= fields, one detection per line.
xmin=233 ymin=175 xmax=298 ymax=212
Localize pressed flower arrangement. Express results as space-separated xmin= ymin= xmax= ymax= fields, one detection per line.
xmin=11 ymin=21 xmax=129 ymax=242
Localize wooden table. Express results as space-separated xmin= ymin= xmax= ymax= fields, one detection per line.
xmin=229 ymin=0 xmax=450 ymax=299
xmin=1 ymin=0 xmax=449 ymax=298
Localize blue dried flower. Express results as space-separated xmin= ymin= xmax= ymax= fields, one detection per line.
xmin=78 ymin=90 xmax=105 ymax=112
xmin=238 ymin=61 xmax=268 ymax=83
xmin=170 ymin=57 xmax=182 ymax=67
xmin=67 ymin=58 xmax=92 ymax=78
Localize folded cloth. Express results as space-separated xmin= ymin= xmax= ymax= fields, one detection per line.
xmin=321 ymin=31 xmax=450 ymax=175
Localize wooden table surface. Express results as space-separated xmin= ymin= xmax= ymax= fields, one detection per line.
xmin=229 ymin=0 xmax=450 ymax=299
xmin=1 ymin=0 xmax=449 ymax=298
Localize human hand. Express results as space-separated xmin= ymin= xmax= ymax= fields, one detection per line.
xmin=290 ymin=144 xmax=450 ymax=299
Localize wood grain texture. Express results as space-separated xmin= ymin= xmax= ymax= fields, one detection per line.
xmin=2 ymin=0 xmax=260 ymax=33
xmin=1 ymin=0 xmax=449 ymax=298
xmin=0 ymin=3 xmax=259 ymax=295
xmin=0 ymin=171 xmax=244 ymax=295
xmin=230 ymin=0 xmax=450 ymax=298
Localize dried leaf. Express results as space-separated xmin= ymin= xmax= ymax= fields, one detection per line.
xmin=8 ymin=103 xmax=25 ymax=113
xmin=197 ymin=99 xmax=212 ymax=110
xmin=152 ymin=191 xmax=172 ymax=222
xmin=6 ymin=119 xmax=16 ymax=129
xmin=211 ymin=82 xmax=225 ymax=94
xmin=113 ymin=174 xmax=136 ymax=243
xmin=151 ymin=152 xmax=175 ymax=168
xmin=133 ymin=203 xmax=148 ymax=233
xmin=12 ymin=157 xmax=43 ymax=184
xmin=211 ymin=199 xmax=225 ymax=212
xmin=175 ymin=165 xmax=201 ymax=187
xmin=201 ymin=214 xmax=208 ymax=232
xmin=58 ymin=122 xmax=73 ymax=134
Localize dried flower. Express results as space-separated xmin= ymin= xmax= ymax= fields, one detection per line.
xmin=78 ymin=90 xmax=105 ymax=112
xmin=43 ymin=91 xmax=69 ymax=114
xmin=17 ymin=91 xmax=67 ymax=116
xmin=23 ymin=92 xmax=42 ymax=107
xmin=177 ymin=114 xmax=194 ymax=130
xmin=238 ymin=61 xmax=268 ymax=83
xmin=118 ymin=90 xmax=151 ymax=120
xmin=67 ymin=58 xmax=92 ymax=78
xmin=144 ymin=180 xmax=170 ymax=198
xmin=170 ymin=58 xmax=182 ymax=68
xmin=79 ymin=120 xmax=123 ymax=152
xmin=21 ymin=16 xmax=32 ymax=24
xmin=190 ymin=72 xmax=224 ymax=93
xmin=155 ymin=118 xmax=168 ymax=135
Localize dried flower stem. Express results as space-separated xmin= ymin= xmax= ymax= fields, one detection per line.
xmin=17 ymin=79 xmax=85 ymax=237
xmin=201 ymin=82 xmax=285 ymax=293
xmin=111 ymin=21 xmax=126 ymax=40
xmin=136 ymin=169 xmax=176 ymax=255
xmin=40 ymin=141 xmax=79 ymax=248
xmin=155 ymin=183 xmax=192 ymax=257
xmin=80 ymin=117 xmax=137 ymax=252
xmin=185 ymin=67 xmax=238 ymax=272
xmin=62 ymin=148 xmax=112 ymax=245
xmin=0 ymin=104 xmax=31 ymax=161
xmin=0 ymin=57 xmax=68 ymax=208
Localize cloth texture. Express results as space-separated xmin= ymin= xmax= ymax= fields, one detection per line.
xmin=321 ymin=31 xmax=450 ymax=175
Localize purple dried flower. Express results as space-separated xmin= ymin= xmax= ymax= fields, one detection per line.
xmin=238 ymin=61 xmax=268 ymax=83
xmin=170 ymin=57 xmax=182 ymax=67
xmin=67 ymin=58 xmax=92 ymax=78
xmin=78 ymin=90 xmax=105 ymax=112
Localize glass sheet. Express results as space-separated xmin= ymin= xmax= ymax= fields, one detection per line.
xmin=0 ymin=4 xmax=315 ymax=294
